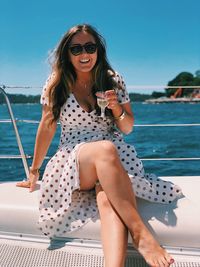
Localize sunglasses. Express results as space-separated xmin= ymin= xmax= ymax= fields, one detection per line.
xmin=69 ymin=43 xmax=97 ymax=56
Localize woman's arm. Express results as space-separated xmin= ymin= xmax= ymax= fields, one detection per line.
xmin=31 ymin=105 xmax=57 ymax=170
xmin=16 ymin=105 xmax=57 ymax=191
xmin=105 ymin=90 xmax=134 ymax=134
xmin=111 ymin=102 xmax=134 ymax=134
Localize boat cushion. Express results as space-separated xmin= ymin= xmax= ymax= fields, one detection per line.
xmin=0 ymin=177 xmax=200 ymax=248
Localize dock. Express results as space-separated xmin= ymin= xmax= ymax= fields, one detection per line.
xmin=145 ymin=97 xmax=200 ymax=104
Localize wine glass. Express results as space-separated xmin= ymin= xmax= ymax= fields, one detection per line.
xmin=96 ymin=91 xmax=108 ymax=118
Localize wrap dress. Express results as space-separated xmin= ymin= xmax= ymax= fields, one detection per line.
xmin=38 ymin=72 xmax=182 ymax=237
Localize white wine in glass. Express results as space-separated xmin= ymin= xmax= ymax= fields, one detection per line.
xmin=96 ymin=92 xmax=108 ymax=118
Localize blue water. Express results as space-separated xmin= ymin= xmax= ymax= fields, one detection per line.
xmin=0 ymin=102 xmax=200 ymax=182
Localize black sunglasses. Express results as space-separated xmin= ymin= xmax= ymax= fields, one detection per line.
xmin=69 ymin=43 xmax=97 ymax=56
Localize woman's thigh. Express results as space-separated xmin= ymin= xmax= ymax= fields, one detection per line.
xmin=78 ymin=140 xmax=117 ymax=190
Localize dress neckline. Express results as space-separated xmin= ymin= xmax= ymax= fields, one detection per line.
xmin=71 ymin=93 xmax=96 ymax=114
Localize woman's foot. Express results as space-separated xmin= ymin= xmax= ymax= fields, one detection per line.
xmin=16 ymin=171 xmax=39 ymax=192
xmin=132 ymin=227 xmax=174 ymax=267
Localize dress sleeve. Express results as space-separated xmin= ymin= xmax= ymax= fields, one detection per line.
xmin=40 ymin=72 xmax=56 ymax=106
xmin=114 ymin=72 xmax=130 ymax=104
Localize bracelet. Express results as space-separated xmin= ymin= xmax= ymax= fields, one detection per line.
xmin=114 ymin=110 xmax=126 ymax=121
xmin=29 ymin=166 xmax=40 ymax=174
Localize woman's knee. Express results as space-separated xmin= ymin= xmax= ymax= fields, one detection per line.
xmin=96 ymin=140 xmax=119 ymax=162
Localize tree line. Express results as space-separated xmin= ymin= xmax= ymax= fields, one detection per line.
xmin=0 ymin=93 xmax=41 ymax=104
xmin=0 ymin=92 xmax=151 ymax=103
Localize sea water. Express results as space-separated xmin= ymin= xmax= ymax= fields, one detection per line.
xmin=0 ymin=102 xmax=200 ymax=182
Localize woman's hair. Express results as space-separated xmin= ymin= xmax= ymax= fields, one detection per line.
xmin=47 ymin=24 xmax=118 ymax=122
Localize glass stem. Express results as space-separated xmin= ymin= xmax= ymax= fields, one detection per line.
xmin=101 ymin=107 xmax=105 ymax=118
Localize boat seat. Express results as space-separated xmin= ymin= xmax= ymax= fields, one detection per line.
xmin=0 ymin=177 xmax=200 ymax=249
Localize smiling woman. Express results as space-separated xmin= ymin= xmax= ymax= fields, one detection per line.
xmin=16 ymin=24 xmax=182 ymax=267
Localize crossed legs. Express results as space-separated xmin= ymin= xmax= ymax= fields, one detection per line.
xmin=96 ymin=185 xmax=128 ymax=267
xmin=78 ymin=140 xmax=174 ymax=267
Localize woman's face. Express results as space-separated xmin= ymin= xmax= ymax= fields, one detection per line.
xmin=68 ymin=31 xmax=98 ymax=74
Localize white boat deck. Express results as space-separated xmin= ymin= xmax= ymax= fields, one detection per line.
xmin=0 ymin=176 xmax=200 ymax=266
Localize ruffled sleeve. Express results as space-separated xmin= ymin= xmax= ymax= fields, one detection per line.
xmin=113 ymin=72 xmax=130 ymax=104
xmin=40 ymin=72 xmax=56 ymax=106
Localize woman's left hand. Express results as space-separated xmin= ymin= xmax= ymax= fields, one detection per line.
xmin=16 ymin=168 xmax=39 ymax=192
xmin=105 ymin=90 xmax=120 ymax=110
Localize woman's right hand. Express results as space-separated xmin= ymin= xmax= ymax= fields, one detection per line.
xmin=16 ymin=168 xmax=40 ymax=192
xmin=16 ymin=105 xmax=57 ymax=192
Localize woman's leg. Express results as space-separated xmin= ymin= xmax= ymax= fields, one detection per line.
xmin=78 ymin=141 xmax=174 ymax=267
xmin=96 ymin=184 xmax=128 ymax=267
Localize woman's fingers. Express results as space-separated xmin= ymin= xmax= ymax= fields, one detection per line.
xmin=105 ymin=89 xmax=115 ymax=96
xmin=16 ymin=180 xmax=31 ymax=188
xmin=105 ymin=90 xmax=119 ymax=109
xmin=16 ymin=173 xmax=39 ymax=192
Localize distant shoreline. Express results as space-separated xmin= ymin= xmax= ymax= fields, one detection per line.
xmin=0 ymin=94 xmax=41 ymax=104
xmin=0 ymin=92 xmax=152 ymax=104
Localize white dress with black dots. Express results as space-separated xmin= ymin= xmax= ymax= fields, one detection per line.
xmin=38 ymin=72 xmax=182 ymax=238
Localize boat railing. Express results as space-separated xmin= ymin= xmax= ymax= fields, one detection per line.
xmin=0 ymin=86 xmax=29 ymax=179
xmin=1 ymin=85 xmax=200 ymax=180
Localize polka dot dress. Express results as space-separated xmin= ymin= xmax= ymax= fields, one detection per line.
xmin=38 ymin=72 xmax=182 ymax=238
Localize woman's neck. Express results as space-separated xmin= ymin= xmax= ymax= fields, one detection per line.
xmin=76 ymin=72 xmax=93 ymax=84
xmin=72 ymin=72 xmax=94 ymax=97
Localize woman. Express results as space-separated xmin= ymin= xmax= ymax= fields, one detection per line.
xmin=17 ymin=24 xmax=182 ymax=267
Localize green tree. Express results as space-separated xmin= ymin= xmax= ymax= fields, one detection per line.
xmin=193 ymin=70 xmax=200 ymax=86
xmin=0 ymin=94 xmax=40 ymax=104
xmin=165 ymin=72 xmax=194 ymax=97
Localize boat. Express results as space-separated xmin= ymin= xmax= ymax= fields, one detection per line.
xmin=0 ymin=85 xmax=200 ymax=267
xmin=145 ymin=96 xmax=200 ymax=104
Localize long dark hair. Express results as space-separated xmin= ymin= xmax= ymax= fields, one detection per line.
xmin=48 ymin=24 xmax=118 ymax=122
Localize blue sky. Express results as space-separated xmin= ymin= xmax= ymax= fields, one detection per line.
xmin=0 ymin=0 xmax=200 ymax=95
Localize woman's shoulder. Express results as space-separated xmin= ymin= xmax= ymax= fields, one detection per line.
xmin=108 ymin=70 xmax=126 ymax=90
xmin=108 ymin=70 xmax=130 ymax=104
xmin=108 ymin=69 xmax=122 ymax=78
xmin=40 ymin=72 xmax=57 ymax=106
xmin=45 ymin=72 xmax=57 ymax=89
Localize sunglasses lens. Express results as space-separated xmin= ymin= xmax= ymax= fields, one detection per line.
xmin=85 ymin=44 xmax=97 ymax=54
xmin=70 ymin=45 xmax=83 ymax=56
xmin=69 ymin=43 xmax=97 ymax=56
